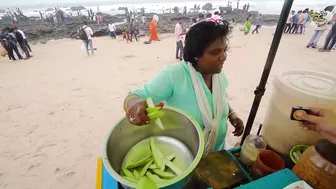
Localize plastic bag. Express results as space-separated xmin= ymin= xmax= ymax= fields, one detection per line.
xmin=0 ymin=47 xmax=7 ymax=57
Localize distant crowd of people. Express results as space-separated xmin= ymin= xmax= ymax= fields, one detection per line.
xmin=282 ymin=8 xmax=336 ymax=52
xmin=284 ymin=9 xmax=312 ymax=35
xmin=0 ymin=27 xmax=32 ymax=61
xmin=38 ymin=7 xmax=73 ymax=25
xmin=3 ymin=8 xmax=24 ymax=25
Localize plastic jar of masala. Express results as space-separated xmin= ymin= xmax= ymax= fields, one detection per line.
xmin=292 ymin=139 xmax=336 ymax=189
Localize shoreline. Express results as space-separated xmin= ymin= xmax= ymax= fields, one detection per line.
xmin=1 ymin=9 xmax=280 ymax=44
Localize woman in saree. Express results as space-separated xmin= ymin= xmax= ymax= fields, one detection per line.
xmin=244 ymin=14 xmax=252 ymax=35
xmin=149 ymin=15 xmax=160 ymax=41
xmin=123 ymin=19 xmax=244 ymax=156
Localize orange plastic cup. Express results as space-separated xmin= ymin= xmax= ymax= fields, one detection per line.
xmin=252 ymin=150 xmax=285 ymax=178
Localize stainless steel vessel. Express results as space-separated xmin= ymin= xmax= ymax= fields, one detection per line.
xmin=102 ymin=106 xmax=204 ymax=189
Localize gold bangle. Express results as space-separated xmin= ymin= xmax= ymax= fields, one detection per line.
xmin=228 ymin=111 xmax=236 ymax=118
xmin=124 ymin=94 xmax=138 ymax=110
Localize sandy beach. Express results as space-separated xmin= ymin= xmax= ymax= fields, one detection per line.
xmin=0 ymin=27 xmax=335 ymax=189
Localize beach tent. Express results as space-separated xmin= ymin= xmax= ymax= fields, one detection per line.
xmin=241 ymin=0 xmax=295 ymax=144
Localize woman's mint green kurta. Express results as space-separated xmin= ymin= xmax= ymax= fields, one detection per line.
xmin=131 ymin=61 xmax=229 ymax=151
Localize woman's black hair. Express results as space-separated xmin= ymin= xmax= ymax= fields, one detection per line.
xmin=183 ymin=20 xmax=230 ymax=67
xmin=246 ymin=14 xmax=252 ymax=20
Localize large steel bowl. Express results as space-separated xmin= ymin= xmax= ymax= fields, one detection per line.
xmin=102 ymin=106 xmax=204 ymax=189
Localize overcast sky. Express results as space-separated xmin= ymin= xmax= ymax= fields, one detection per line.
xmin=2 ymin=0 xmax=115 ymax=6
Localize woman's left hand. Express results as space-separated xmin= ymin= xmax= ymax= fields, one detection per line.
xmin=229 ymin=113 xmax=244 ymax=137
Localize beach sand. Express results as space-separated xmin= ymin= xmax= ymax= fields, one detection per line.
xmin=0 ymin=27 xmax=335 ymax=189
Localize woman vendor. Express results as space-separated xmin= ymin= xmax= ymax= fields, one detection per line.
xmin=123 ymin=20 xmax=244 ymax=155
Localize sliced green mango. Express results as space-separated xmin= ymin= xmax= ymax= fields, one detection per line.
xmin=147 ymin=111 xmax=164 ymax=120
xmin=146 ymin=107 xmax=161 ymax=114
xmin=136 ymin=176 xmax=158 ymax=189
xmin=123 ymin=143 xmax=152 ymax=169
xmin=125 ymin=155 xmax=152 ymax=169
xmin=152 ymin=169 xmax=176 ymax=179
xmin=161 ymin=159 xmax=183 ymax=175
xmin=139 ymin=159 xmax=154 ymax=178
xmin=146 ymin=97 xmax=164 ymax=129
xmin=146 ymin=172 xmax=167 ymax=183
xmin=156 ymin=148 xmax=166 ymax=171
xmin=156 ymin=148 xmax=164 ymax=158
xmin=122 ymin=175 xmax=138 ymax=183
xmin=133 ymin=169 xmax=140 ymax=180
xmin=123 ymin=168 xmax=135 ymax=178
xmin=165 ymin=154 xmax=176 ymax=161
xmin=149 ymin=163 xmax=158 ymax=169
xmin=146 ymin=97 xmax=155 ymax=107
xmin=150 ymin=137 xmax=164 ymax=170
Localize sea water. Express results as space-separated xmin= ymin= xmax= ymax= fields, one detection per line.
xmin=0 ymin=0 xmax=333 ymax=18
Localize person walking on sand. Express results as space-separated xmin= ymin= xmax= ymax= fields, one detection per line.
xmin=141 ymin=15 xmax=147 ymax=27
xmin=244 ymin=14 xmax=252 ymax=35
xmin=14 ymin=27 xmax=32 ymax=52
xmin=284 ymin=10 xmax=295 ymax=34
xmin=13 ymin=27 xmax=32 ymax=59
xmin=319 ymin=14 xmax=336 ymax=52
xmin=175 ymin=17 xmax=184 ymax=60
xmin=2 ymin=28 xmax=23 ymax=60
xmin=252 ymin=14 xmax=263 ymax=34
xmin=290 ymin=10 xmax=301 ymax=34
xmin=297 ymin=10 xmax=308 ymax=34
xmin=307 ymin=15 xmax=327 ymax=48
xmin=129 ymin=19 xmax=138 ymax=42
xmin=79 ymin=21 xmax=94 ymax=56
xmin=149 ymin=15 xmax=159 ymax=41
xmin=108 ymin=22 xmax=116 ymax=39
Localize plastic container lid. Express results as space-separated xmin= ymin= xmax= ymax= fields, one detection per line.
xmin=274 ymin=70 xmax=336 ymax=100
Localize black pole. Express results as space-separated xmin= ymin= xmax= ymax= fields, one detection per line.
xmin=241 ymin=0 xmax=295 ymax=145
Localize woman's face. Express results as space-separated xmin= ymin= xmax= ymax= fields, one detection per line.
xmin=196 ymin=37 xmax=228 ymax=75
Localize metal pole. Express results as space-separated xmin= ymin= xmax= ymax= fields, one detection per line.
xmin=240 ymin=0 xmax=295 ymax=145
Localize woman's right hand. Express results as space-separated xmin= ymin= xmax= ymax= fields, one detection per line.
xmin=126 ymin=98 xmax=150 ymax=126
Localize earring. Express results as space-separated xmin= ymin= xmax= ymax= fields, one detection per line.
xmin=194 ymin=57 xmax=198 ymax=60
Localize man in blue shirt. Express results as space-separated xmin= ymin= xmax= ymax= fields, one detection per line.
xmin=290 ymin=10 xmax=301 ymax=34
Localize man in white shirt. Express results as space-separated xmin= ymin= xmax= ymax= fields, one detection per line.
xmin=307 ymin=15 xmax=328 ymax=48
xmin=14 ymin=27 xmax=32 ymax=52
xmin=108 ymin=22 xmax=116 ymax=39
xmin=80 ymin=21 xmax=94 ymax=56
xmin=174 ymin=18 xmax=184 ymax=60
xmin=141 ymin=15 xmax=147 ymax=27
xmin=284 ymin=10 xmax=295 ymax=34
